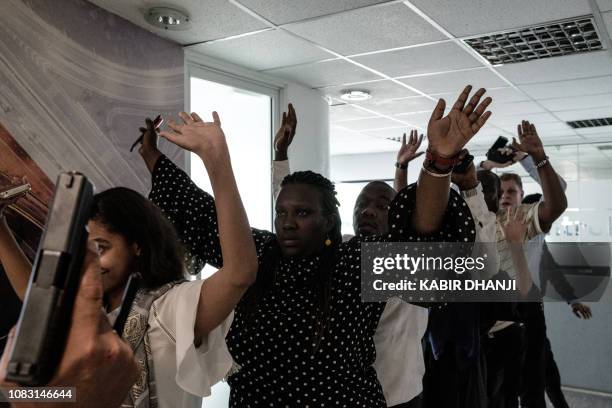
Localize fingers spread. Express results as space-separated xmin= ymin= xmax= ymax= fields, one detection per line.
xmin=469 ymin=96 xmax=492 ymax=122
xmin=159 ymin=130 xmax=179 ymax=145
xmin=451 ymin=85 xmax=473 ymax=111
xmin=471 ymin=110 xmax=492 ymax=134
xmin=430 ymin=98 xmax=446 ymax=121
xmin=166 ymin=119 xmax=183 ymax=134
xmin=191 ymin=112 xmax=203 ymax=123
xmin=464 ymin=88 xmax=486 ymax=116
xmin=212 ymin=111 xmax=221 ymax=126
xmin=178 ymin=111 xmax=194 ymax=125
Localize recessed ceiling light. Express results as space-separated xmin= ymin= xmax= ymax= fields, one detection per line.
xmin=145 ymin=7 xmax=190 ymax=30
xmin=340 ymin=90 xmax=371 ymax=102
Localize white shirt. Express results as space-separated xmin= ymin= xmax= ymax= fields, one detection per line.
xmin=148 ymin=279 xmax=234 ymax=408
xmin=373 ymin=298 xmax=428 ymax=406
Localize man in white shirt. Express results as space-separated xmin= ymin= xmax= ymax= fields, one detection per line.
xmin=480 ymin=120 xmax=568 ymax=408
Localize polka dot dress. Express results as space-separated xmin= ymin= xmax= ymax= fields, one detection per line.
xmin=149 ymin=155 xmax=475 ymax=407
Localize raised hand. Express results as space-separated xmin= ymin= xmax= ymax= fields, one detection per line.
xmin=274 ymin=103 xmax=297 ymax=161
xmin=427 ymin=85 xmax=492 ymax=158
xmin=513 ymin=120 xmax=546 ymax=161
xmin=397 ymin=129 xmax=424 ymax=166
xmin=502 ymin=207 xmax=528 ymax=243
xmin=571 ymin=302 xmax=592 ymax=319
xmin=160 ymin=111 xmax=227 ymax=162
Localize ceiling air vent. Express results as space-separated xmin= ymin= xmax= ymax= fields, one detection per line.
xmin=566 ymin=117 xmax=612 ymax=129
xmin=464 ymin=16 xmax=603 ymax=65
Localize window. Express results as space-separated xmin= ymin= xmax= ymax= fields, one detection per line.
xmin=187 ymin=62 xmax=280 ymax=408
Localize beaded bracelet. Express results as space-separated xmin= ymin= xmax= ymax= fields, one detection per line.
xmin=422 ymin=164 xmax=452 ymax=178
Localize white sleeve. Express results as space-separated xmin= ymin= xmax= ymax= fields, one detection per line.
xmin=272 ymin=160 xmax=290 ymax=199
xmin=152 ymin=280 xmax=234 ymax=397
xmin=520 ymin=156 xmax=567 ymax=192
xmin=462 ymin=183 xmax=497 ymax=243
xmin=462 ymin=184 xmax=499 ymax=277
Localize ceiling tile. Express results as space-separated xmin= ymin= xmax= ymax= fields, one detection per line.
xmin=519 ymin=76 xmax=612 ymax=99
xmin=575 ymin=126 xmax=612 ymax=136
xmin=392 ymin=111 xmax=433 ymax=127
xmin=330 ymin=127 xmax=400 ymax=155
xmin=495 ymin=51 xmax=612 ymax=84
xmin=538 ymin=93 xmax=612 ymax=112
xmin=336 ymin=116 xmax=405 ymax=131
xmin=284 ymin=3 xmax=447 ymax=55
xmin=88 ymin=0 xmax=268 ymax=44
xmin=321 ymin=79 xmax=419 ymax=101
xmin=330 ymin=104 xmax=379 ymax=122
xmin=598 ymin=0 xmax=612 ymax=12
xmin=603 ymin=11 xmax=612 ymax=36
xmin=263 ymin=59 xmax=379 ymax=88
xmin=526 ymin=122 xmax=576 ymax=138
xmin=359 ymin=96 xmax=438 ymax=116
xmin=490 ymin=112 xmax=560 ymax=126
xmin=552 ymin=106 xmax=612 ymax=121
xmin=399 ymin=68 xmax=507 ymax=94
xmin=235 ymin=0 xmax=390 ymax=25
xmin=409 ymin=0 xmax=591 ymax=37
xmin=363 ymin=127 xmax=415 ymax=140
xmin=353 ymin=42 xmax=482 ymax=77
xmin=187 ymin=29 xmax=331 ymax=71
xmin=431 ymin=87 xmax=531 ymax=104
xmin=579 ymin=133 xmax=612 ymax=143
xmin=543 ymin=136 xmax=587 ymax=145
xmin=488 ymin=100 xmax=546 ymax=116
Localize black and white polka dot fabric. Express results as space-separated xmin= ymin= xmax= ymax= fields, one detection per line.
xmin=149 ymin=155 xmax=475 ymax=407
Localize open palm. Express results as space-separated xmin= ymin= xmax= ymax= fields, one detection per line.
xmin=427 ymin=85 xmax=492 ymax=157
xmin=397 ymin=129 xmax=424 ymax=165
xmin=160 ymin=111 xmax=226 ymax=158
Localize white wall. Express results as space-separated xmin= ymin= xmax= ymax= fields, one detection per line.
xmin=282 ymin=83 xmax=330 ymax=177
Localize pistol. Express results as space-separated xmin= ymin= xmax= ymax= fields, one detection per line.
xmin=6 ymin=172 xmax=93 ymax=386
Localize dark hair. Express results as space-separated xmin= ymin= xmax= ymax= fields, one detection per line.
xmin=477 ymin=169 xmax=501 ymax=197
xmin=244 ymin=171 xmax=341 ymax=351
xmin=89 ymin=187 xmax=185 ymax=289
xmin=522 ymin=193 xmax=542 ymax=204
xmin=500 ymin=173 xmax=523 ymax=191
xmin=364 ymin=180 xmax=396 ymax=196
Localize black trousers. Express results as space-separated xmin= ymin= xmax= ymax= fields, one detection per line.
xmin=390 ymin=394 xmax=422 ymax=408
xmin=422 ymin=344 xmax=487 ymax=408
xmin=518 ymin=303 xmax=547 ymax=408
xmin=484 ymin=323 xmax=526 ymax=408
xmin=543 ymin=337 xmax=569 ymax=408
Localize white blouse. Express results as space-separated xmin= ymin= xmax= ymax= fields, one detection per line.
xmin=148 ymin=279 xmax=233 ymax=408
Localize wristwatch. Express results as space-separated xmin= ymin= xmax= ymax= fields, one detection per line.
xmin=460 ymin=183 xmax=482 ymax=198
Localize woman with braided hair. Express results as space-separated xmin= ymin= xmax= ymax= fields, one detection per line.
xmin=142 ymin=85 xmax=493 ymax=407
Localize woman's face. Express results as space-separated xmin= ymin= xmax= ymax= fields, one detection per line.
xmin=87 ymin=219 xmax=138 ymax=298
xmin=275 ymin=184 xmax=333 ymax=257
